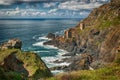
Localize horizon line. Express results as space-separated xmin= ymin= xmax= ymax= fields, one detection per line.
xmin=0 ymin=18 xmax=83 ymax=20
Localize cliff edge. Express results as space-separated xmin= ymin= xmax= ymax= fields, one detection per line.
xmin=0 ymin=39 xmax=52 ymax=80
xmin=44 ymin=0 xmax=120 ymax=71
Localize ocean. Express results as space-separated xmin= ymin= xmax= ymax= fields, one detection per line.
xmin=0 ymin=19 xmax=81 ymax=74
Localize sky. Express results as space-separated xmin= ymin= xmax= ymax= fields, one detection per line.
xmin=0 ymin=0 xmax=110 ymax=19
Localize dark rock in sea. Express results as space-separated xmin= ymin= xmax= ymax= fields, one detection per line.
xmin=43 ymin=40 xmax=55 ymax=45
xmin=47 ymin=33 xmax=55 ymax=39
xmin=62 ymin=53 xmax=74 ymax=56
xmin=53 ymin=57 xmax=71 ymax=64
xmin=50 ymin=65 xmax=68 ymax=71
xmin=52 ymin=53 xmax=94 ymax=71
xmin=0 ymin=38 xmax=22 ymax=50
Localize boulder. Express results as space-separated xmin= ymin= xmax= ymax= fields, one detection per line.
xmin=0 ymin=38 xmax=22 ymax=50
xmin=50 ymin=65 xmax=68 ymax=71
xmin=68 ymin=54 xmax=93 ymax=71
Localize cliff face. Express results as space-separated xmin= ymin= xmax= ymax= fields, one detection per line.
xmin=44 ymin=0 xmax=120 ymax=70
xmin=0 ymin=39 xmax=52 ymax=79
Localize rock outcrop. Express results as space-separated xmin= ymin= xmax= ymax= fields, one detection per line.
xmin=0 ymin=38 xmax=22 ymax=50
xmin=0 ymin=39 xmax=52 ymax=79
xmin=44 ymin=0 xmax=120 ymax=71
xmin=47 ymin=33 xmax=56 ymax=39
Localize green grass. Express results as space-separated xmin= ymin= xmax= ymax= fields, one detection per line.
xmin=0 ymin=49 xmax=19 ymax=63
xmin=95 ymin=9 xmax=120 ymax=30
xmin=115 ymin=53 xmax=120 ymax=64
xmin=0 ymin=67 xmax=24 ymax=80
xmin=5 ymin=71 xmax=24 ymax=80
xmin=47 ymin=65 xmax=120 ymax=80
xmin=16 ymin=51 xmax=52 ymax=79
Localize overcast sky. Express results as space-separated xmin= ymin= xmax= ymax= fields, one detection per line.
xmin=0 ymin=0 xmax=109 ymax=18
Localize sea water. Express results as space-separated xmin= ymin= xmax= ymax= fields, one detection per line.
xmin=0 ymin=19 xmax=81 ymax=74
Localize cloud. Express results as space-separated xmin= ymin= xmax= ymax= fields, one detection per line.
xmin=0 ymin=0 xmax=14 ymax=5
xmin=79 ymin=11 xmax=90 ymax=16
xmin=21 ymin=11 xmax=27 ymax=16
xmin=0 ymin=6 xmax=48 ymax=17
xmin=43 ymin=2 xmax=56 ymax=8
xmin=48 ymin=8 xmax=58 ymax=13
xmin=0 ymin=0 xmax=69 ymax=5
xmin=39 ymin=12 xmax=46 ymax=16
xmin=0 ymin=0 xmax=110 ymax=18
xmin=58 ymin=0 xmax=107 ymax=10
xmin=15 ymin=6 xmax=19 ymax=11
xmin=20 ymin=11 xmax=47 ymax=16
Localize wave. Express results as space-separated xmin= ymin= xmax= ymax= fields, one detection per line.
xmin=54 ymin=30 xmax=65 ymax=36
xmin=44 ymin=45 xmax=58 ymax=49
xmin=32 ymin=34 xmax=41 ymax=40
xmin=33 ymin=41 xmax=58 ymax=49
xmin=34 ymin=50 xmax=50 ymax=53
xmin=32 ymin=36 xmax=49 ymax=47
xmin=56 ymin=49 xmax=70 ymax=60
xmin=33 ymin=36 xmax=53 ymax=47
xmin=33 ymin=36 xmax=58 ymax=49
xmin=32 ymin=34 xmax=47 ymax=40
xmin=51 ymin=70 xmax=64 ymax=75
xmin=41 ymin=49 xmax=69 ymax=63
xmin=42 ymin=57 xmax=59 ymax=63
xmin=38 ymin=36 xmax=51 ymax=41
xmin=54 ymin=62 xmax=70 ymax=67
xmin=58 ymin=49 xmax=68 ymax=56
xmin=33 ymin=41 xmax=45 ymax=46
xmin=32 ymin=35 xmax=70 ymax=74
xmin=42 ymin=56 xmax=70 ymax=68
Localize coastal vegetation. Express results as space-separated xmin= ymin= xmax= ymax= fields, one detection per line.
xmin=0 ymin=39 xmax=52 ymax=80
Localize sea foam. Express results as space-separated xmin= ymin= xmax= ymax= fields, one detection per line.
xmin=51 ymin=70 xmax=64 ymax=75
xmin=32 ymin=35 xmax=70 ymax=74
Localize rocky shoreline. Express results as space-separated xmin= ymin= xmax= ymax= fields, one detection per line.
xmin=43 ymin=0 xmax=120 ymax=72
xmin=44 ymin=33 xmax=94 ymax=71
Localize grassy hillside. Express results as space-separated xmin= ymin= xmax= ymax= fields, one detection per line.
xmin=0 ymin=49 xmax=52 ymax=80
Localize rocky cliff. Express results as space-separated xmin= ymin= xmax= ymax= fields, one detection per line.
xmin=0 ymin=39 xmax=52 ymax=79
xmin=44 ymin=0 xmax=120 ymax=71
